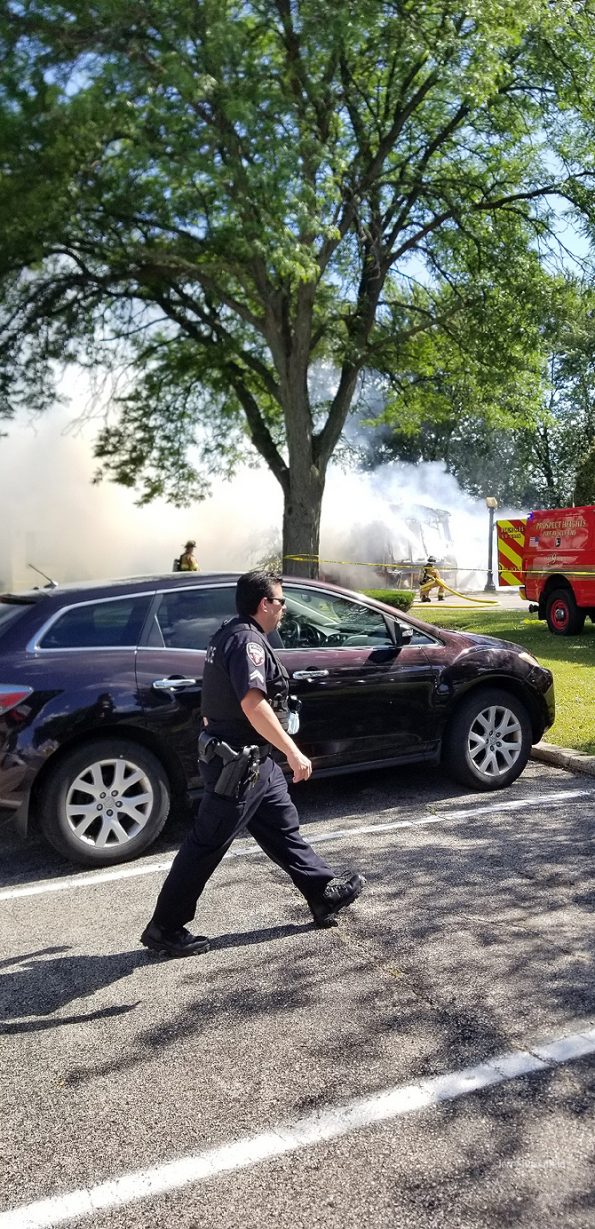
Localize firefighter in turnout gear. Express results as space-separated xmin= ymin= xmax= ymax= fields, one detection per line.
xmin=419 ymin=556 xmax=447 ymax=603
xmin=177 ymin=540 xmax=199 ymax=572
xmin=141 ymin=571 xmax=366 ymax=957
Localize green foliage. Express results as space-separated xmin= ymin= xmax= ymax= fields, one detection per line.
xmin=573 ymin=441 xmax=595 ymax=506
xmin=3 ymin=1 xmax=595 ymax=566
xmin=363 ymin=589 xmax=415 ymax=613
xmin=360 ymin=277 xmax=595 ymax=509
xmin=252 ymin=545 xmax=283 ymax=574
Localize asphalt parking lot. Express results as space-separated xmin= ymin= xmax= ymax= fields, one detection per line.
xmin=1 ymin=760 xmax=594 ymax=1229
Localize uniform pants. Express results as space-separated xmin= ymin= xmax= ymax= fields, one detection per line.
xmin=151 ymin=757 xmax=336 ymax=931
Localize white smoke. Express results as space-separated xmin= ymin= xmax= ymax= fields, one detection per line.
xmin=319 ymin=465 xmax=509 ymax=592
xmin=0 ymin=372 xmax=523 ymax=592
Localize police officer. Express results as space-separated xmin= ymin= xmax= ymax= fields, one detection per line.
xmin=141 ymin=570 xmax=365 ymax=957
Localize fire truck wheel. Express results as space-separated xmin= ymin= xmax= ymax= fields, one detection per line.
xmin=545 ymin=589 xmax=585 ymax=636
xmin=443 ymin=687 xmax=532 ymax=791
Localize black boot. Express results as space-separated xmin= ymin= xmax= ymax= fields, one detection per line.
xmin=140 ymin=921 xmax=210 ymax=958
xmin=308 ymin=873 xmax=366 ymax=928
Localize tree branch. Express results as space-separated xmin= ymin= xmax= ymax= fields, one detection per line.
xmin=225 ymin=360 xmax=289 ymax=492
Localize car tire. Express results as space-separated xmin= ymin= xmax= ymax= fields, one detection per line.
xmin=442 ymin=687 xmax=532 ymax=791
xmin=39 ymin=739 xmax=171 ymax=867
xmin=545 ymin=588 xmax=585 ymax=636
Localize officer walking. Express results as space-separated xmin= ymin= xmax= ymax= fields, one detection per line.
xmin=141 ymin=570 xmax=365 ymax=957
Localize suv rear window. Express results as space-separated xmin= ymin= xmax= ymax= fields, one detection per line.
xmin=38 ymin=596 xmax=152 ymax=649
xmin=0 ymin=598 xmax=37 ymax=640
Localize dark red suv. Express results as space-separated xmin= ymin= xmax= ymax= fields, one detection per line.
xmin=0 ymin=573 xmax=554 ymax=867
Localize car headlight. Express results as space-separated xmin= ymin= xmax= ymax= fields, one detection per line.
xmin=518 ymin=650 xmax=540 ymax=666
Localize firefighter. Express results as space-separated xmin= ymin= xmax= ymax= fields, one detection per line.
xmin=178 ymin=540 xmax=199 ymax=572
xmin=419 ymin=556 xmax=447 ymax=602
xmin=140 ymin=570 xmax=366 ymax=957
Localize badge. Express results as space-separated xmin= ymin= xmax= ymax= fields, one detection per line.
xmin=246 ymin=642 xmax=265 ymax=666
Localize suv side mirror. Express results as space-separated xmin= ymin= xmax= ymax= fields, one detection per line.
xmin=394 ymin=621 xmax=414 ymax=646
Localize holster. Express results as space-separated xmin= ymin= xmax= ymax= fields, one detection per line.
xmin=198 ymin=731 xmax=261 ymax=799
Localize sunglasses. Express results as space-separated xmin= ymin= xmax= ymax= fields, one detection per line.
xmin=268 ymin=596 xmax=286 ymax=607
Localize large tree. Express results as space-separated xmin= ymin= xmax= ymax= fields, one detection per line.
xmin=2 ymin=0 xmax=595 ymax=573
xmin=360 ymin=276 xmax=595 ymax=508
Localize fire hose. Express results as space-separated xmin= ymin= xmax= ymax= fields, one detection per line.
xmin=412 ymin=580 xmax=499 ymax=606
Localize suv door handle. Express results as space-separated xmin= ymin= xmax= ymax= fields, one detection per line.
xmin=292 ymin=670 xmax=329 ymax=680
xmin=152 ymin=677 xmax=198 ymax=691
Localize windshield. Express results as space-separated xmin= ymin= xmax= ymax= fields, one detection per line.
xmin=279 ymin=588 xmax=394 ymax=649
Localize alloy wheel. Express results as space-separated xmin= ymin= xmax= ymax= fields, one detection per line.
xmin=65 ymin=757 xmax=154 ymax=848
xmin=467 ymin=703 xmax=523 ymax=779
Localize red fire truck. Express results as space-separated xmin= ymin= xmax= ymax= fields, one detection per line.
xmin=496 ymin=505 xmax=595 ymax=635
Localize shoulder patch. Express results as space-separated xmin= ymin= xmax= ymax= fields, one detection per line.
xmin=246 ymin=641 xmax=265 ymax=666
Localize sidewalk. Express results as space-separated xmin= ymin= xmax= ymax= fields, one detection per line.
xmin=410 ymin=587 xmax=528 ymax=611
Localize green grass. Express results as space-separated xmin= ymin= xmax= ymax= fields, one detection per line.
xmin=415 ymin=607 xmax=595 ymax=756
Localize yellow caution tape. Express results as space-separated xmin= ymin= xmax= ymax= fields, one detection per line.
xmin=499 ymin=567 xmax=522 ymax=587
xmin=284 ymin=554 xmax=595 ymax=578
xmin=284 ymin=554 xmax=458 ymax=570
xmin=285 ymin=556 xmax=498 ymax=603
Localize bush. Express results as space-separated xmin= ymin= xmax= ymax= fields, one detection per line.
xmin=363 ymin=588 xmax=415 ymax=612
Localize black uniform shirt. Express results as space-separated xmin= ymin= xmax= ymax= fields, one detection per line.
xmin=201 ymin=616 xmax=289 ymax=748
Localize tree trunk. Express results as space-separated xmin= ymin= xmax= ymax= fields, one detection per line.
xmin=282 ymin=463 xmax=325 ymax=578
xmin=265 ymin=285 xmax=354 ymax=579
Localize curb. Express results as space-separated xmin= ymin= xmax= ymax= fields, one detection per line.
xmin=530 ymin=741 xmax=595 ymax=778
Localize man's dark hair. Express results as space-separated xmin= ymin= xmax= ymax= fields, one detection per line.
xmin=236 ymin=571 xmax=282 ymax=618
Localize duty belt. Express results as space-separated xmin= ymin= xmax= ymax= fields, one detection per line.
xmin=200 ymin=736 xmax=271 ymax=760
xmin=198 ymin=732 xmax=271 ymax=798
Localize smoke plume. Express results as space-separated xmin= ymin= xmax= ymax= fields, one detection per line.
xmin=0 ymin=378 xmax=521 ymax=592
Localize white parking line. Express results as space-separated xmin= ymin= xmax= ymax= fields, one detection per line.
xmin=1 ymin=1022 xmax=593 ymax=1229
xmin=0 ymin=788 xmax=591 ymax=902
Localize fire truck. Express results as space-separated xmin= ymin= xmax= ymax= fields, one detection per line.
xmin=496 ymin=505 xmax=595 ymax=635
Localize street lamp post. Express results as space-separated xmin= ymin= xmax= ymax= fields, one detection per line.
xmin=484 ymin=496 xmax=499 ymax=592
